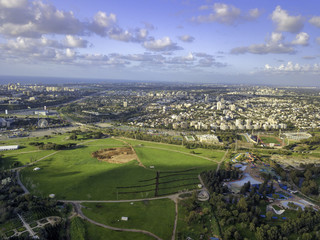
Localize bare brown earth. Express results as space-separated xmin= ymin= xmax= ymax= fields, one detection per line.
xmin=92 ymin=147 xmax=137 ymax=164
xmin=270 ymin=154 xmax=320 ymax=168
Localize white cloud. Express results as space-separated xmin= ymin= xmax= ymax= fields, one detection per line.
xmin=89 ymin=11 xmax=117 ymax=36
xmin=183 ymin=52 xmax=194 ymax=61
xmin=0 ymin=0 xmax=27 ymax=8
xmin=64 ymin=35 xmax=88 ymax=48
xmin=248 ymin=8 xmax=261 ymax=19
xmin=178 ymin=35 xmax=195 ymax=43
xmin=143 ymin=37 xmax=182 ymax=51
xmin=264 ymin=61 xmax=320 ymax=73
xmin=271 ymin=6 xmax=304 ymax=33
xmin=65 ymin=48 xmax=75 ymax=58
xmin=192 ymin=3 xmax=261 ymax=25
xmin=309 ymin=16 xmax=320 ymax=28
xmin=138 ymin=29 xmax=148 ymax=39
xmin=0 ymin=0 xmax=150 ymax=44
xmin=93 ymin=11 xmax=116 ymax=28
xmin=0 ymin=1 xmax=84 ymax=37
xmin=291 ymin=32 xmax=309 ymax=46
xmin=231 ymin=32 xmax=294 ymax=54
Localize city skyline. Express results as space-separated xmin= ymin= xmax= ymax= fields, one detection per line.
xmin=1 ymin=0 xmax=320 ymax=86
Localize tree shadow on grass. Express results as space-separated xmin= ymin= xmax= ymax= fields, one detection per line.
xmin=51 ymin=171 xmax=82 ymax=177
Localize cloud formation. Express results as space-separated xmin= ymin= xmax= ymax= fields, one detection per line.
xmin=143 ymin=37 xmax=182 ymax=51
xmin=0 ymin=0 xmax=27 ymax=8
xmin=291 ymin=32 xmax=309 ymax=46
xmin=309 ymin=16 xmax=320 ymax=28
xmin=271 ymin=6 xmax=304 ymax=33
xmin=64 ymin=35 xmax=88 ymax=48
xmin=178 ymin=35 xmax=195 ymax=43
xmin=264 ymin=61 xmax=320 ymax=73
xmin=0 ymin=0 xmax=152 ymax=44
xmin=231 ymin=32 xmax=294 ymax=54
xmin=192 ymin=3 xmax=261 ymax=25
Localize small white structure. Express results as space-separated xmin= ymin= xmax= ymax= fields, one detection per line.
xmin=198 ymin=184 xmax=202 ymax=189
xmin=1 ymin=177 xmax=11 ymax=185
xmin=0 ymin=145 xmax=19 ymax=151
xmin=198 ymin=190 xmax=210 ymax=201
xmin=121 ymin=216 xmax=128 ymax=221
xmin=33 ymin=167 xmax=40 ymax=171
xmin=196 ymin=134 xmax=219 ymax=144
xmin=149 ymin=166 xmax=155 ymax=169
xmin=34 ymin=110 xmax=49 ymax=116
xmin=49 ymin=194 xmax=55 ymax=198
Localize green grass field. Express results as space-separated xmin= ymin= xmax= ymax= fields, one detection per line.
xmin=18 ymin=135 xmax=221 ymax=200
xmin=82 ymin=199 xmax=175 ymax=240
xmin=0 ymin=134 xmax=78 ymax=169
xmin=123 ymin=137 xmax=225 ymax=160
xmin=70 ymin=217 xmax=153 ymax=240
xmin=260 ymin=135 xmax=281 ymax=144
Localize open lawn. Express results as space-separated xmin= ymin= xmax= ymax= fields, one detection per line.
xmin=20 ymin=136 xmax=221 ymax=200
xmin=260 ymin=135 xmax=281 ymax=144
xmin=0 ymin=134 xmax=78 ymax=169
xmin=82 ymin=199 xmax=175 ymax=240
xmin=70 ymin=217 xmax=153 ymax=240
xmin=121 ymin=138 xmax=226 ymax=160
xmin=134 ymin=146 xmax=217 ymax=171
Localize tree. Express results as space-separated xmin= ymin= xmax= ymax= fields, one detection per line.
xmin=249 ymin=222 xmax=256 ymax=232
xmin=301 ymin=233 xmax=312 ymax=240
xmin=69 ymin=133 xmax=77 ymax=140
xmin=237 ymin=197 xmax=248 ymax=212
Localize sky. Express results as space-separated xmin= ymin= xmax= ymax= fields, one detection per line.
xmin=0 ymin=0 xmax=320 ymax=86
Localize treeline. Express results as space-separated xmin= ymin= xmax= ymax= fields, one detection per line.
xmin=68 ymin=130 xmax=105 ymax=140
xmin=201 ymin=169 xmax=241 ymax=194
xmin=184 ymin=142 xmax=228 ymax=150
xmin=289 ymin=163 xmax=320 ymax=196
xmin=199 ymin=168 xmax=320 ymax=239
xmin=103 ymin=128 xmax=184 ymax=145
xmin=29 ymin=142 xmax=76 ymax=150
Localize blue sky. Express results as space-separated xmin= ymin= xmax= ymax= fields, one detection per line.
xmin=0 ymin=0 xmax=320 ymax=85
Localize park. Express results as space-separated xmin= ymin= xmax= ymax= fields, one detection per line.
xmin=0 ymin=132 xmax=226 ymax=239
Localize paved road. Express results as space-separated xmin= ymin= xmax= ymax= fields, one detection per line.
xmin=198 ymin=174 xmax=208 ymax=192
xmin=16 ymin=169 xmax=29 ymax=195
xmin=73 ymin=202 xmax=163 ymax=240
xmin=216 ymin=149 xmax=229 ymax=173
xmin=17 ymin=214 xmax=38 ymax=238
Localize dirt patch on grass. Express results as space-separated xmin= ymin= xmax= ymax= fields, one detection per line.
xmin=92 ymin=147 xmax=137 ymax=164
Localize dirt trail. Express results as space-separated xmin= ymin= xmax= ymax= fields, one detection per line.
xmin=216 ymin=149 xmax=229 ymax=173
xmin=114 ymin=137 xmax=146 ymax=168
